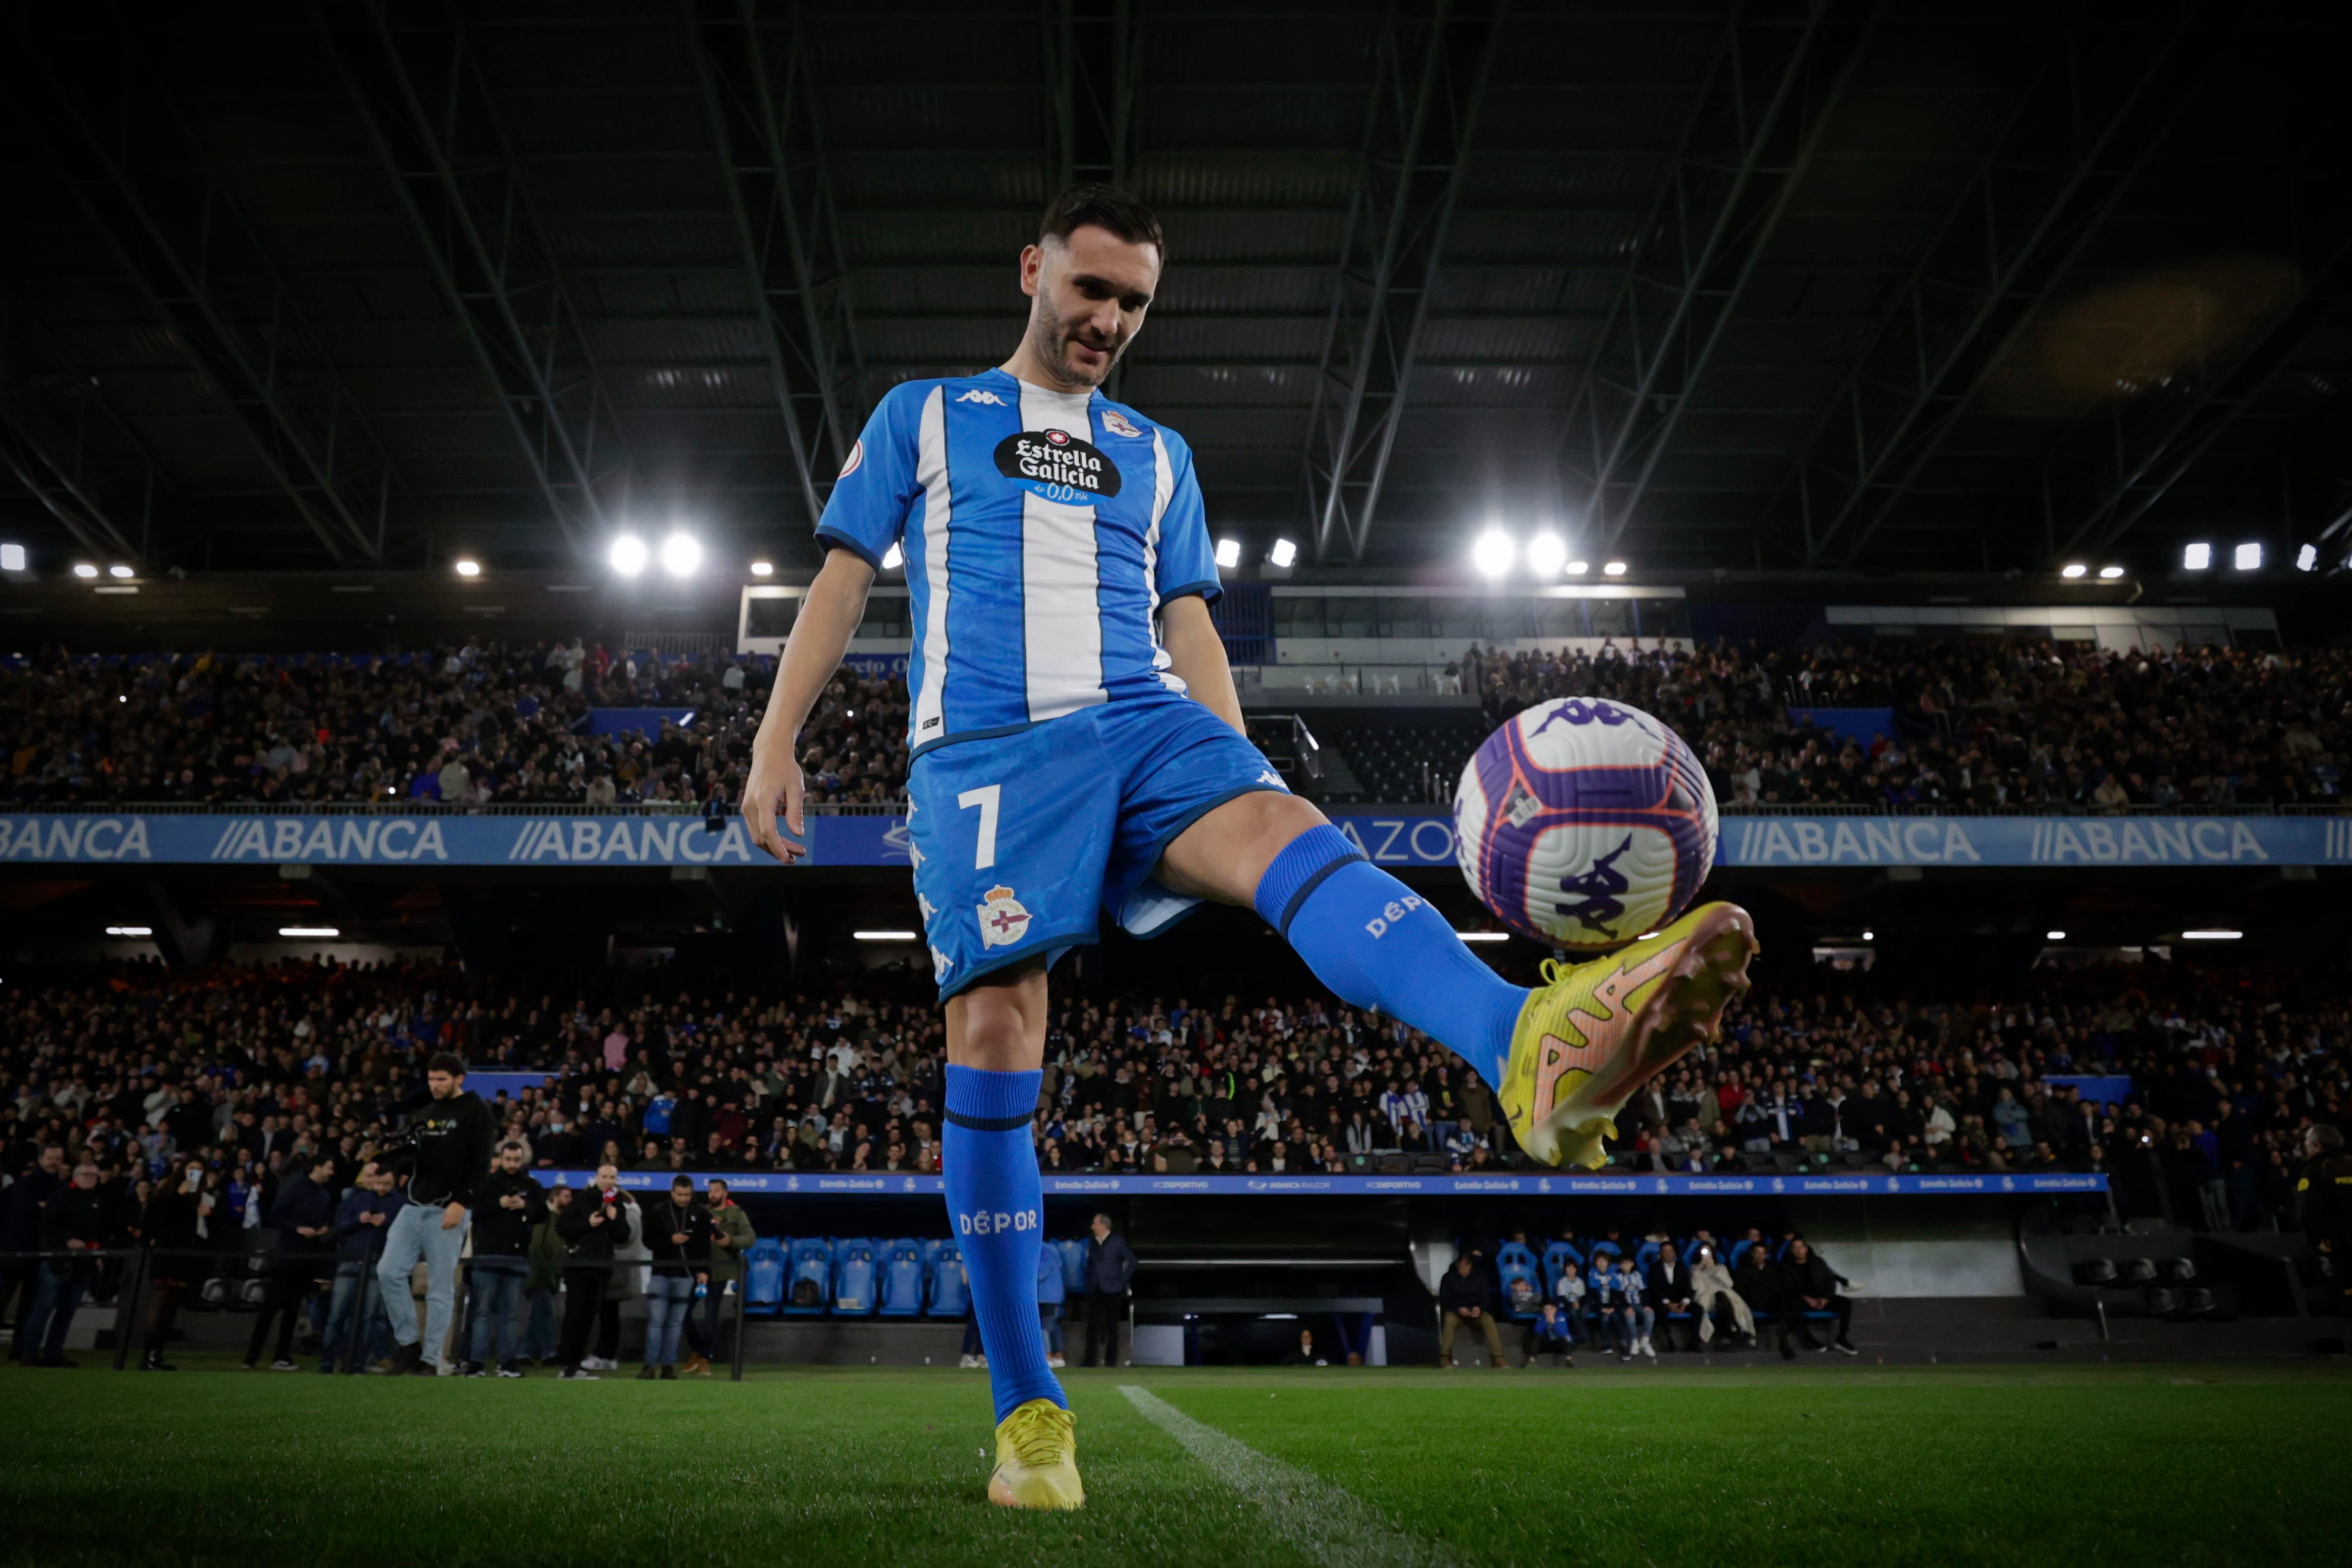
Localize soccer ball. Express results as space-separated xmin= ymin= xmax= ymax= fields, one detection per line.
xmin=1453 ymin=697 xmax=1718 ymax=952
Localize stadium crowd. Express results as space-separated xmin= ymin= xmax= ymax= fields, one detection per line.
xmin=6 ymin=637 xmax=2346 ymax=813
xmin=1469 ymin=639 xmax=2351 ymax=812
xmin=1 ymin=950 xmax=2340 ymax=1208
xmin=0 ymin=643 xmax=904 ymax=811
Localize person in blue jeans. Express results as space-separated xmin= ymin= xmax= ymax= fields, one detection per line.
xmin=19 ymin=1160 xmax=104 ymax=1367
xmin=374 ymin=1054 xmax=493 ymax=1375
xmin=1602 ymin=1253 xmax=1656 ymax=1361
xmin=321 ymin=1164 xmax=404 ymax=1373
xmin=462 ymin=1141 xmax=546 ymax=1377
xmin=640 ymin=1175 xmax=709 ymax=1380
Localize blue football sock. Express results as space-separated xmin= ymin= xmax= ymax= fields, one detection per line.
xmin=943 ymin=1065 xmax=1064 ymax=1423
xmin=1254 ymin=824 xmax=1526 ymax=1091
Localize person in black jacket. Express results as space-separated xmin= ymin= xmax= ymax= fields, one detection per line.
xmin=1733 ymin=1241 xmax=1799 ymax=1360
xmin=138 ymin=1157 xmax=213 ymax=1372
xmin=1646 ymin=1243 xmax=1697 ymax=1352
xmin=1081 ymin=1212 xmax=1138 ymax=1369
xmin=19 ymin=1159 xmax=104 ymax=1367
xmin=2 ymin=1145 xmax=66 ymax=1360
xmin=374 ymin=1053 xmax=495 ymax=1376
xmin=554 ymin=1165 xmax=632 ymax=1379
xmin=639 ymin=1175 xmax=710 ymax=1380
xmin=243 ymin=1156 xmax=338 ymax=1371
xmin=2298 ymin=1123 xmax=2351 ymax=1312
xmin=1779 ymin=1238 xmax=1856 ymax=1355
xmin=462 ymin=1141 xmax=546 ymax=1377
xmin=1437 ymin=1253 xmax=1507 ymax=1368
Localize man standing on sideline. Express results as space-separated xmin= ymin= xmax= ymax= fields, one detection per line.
xmin=375 ymin=1053 xmax=493 ymax=1376
xmin=321 ymin=1163 xmax=401 ymax=1374
xmin=555 ymin=1164 xmax=632 ymax=1380
xmin=245 ymin=1154 xmax=337 ymax=1371
xmin=3 ymin=1145 xmax=66 ymax=1360
xmin=2296 ymin=1124 xmax=2350 ymax=1313
xmin=1081 ymin=1212 xmax=1136 ymax=1369
xmin=18 ymin=1159 xmax=103 ymax=1367
xmin=462 ymin=1141 xmax=545 ymax=1377
xmin=684 ymin=1177 xmax=753 ymax=1375
xmin=641 ymin=1175 xmax=709 ymax=1380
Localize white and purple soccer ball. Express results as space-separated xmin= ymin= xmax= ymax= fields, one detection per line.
xmin=1453 ymin=697 xmax=1719 ymax=953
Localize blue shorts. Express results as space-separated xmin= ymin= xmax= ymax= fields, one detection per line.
xmin=906 ymin=693 xmax=1286 ymax=998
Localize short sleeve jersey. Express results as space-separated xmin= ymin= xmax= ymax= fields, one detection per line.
xmin=814 ymin=368 xmax=1220 ymax=758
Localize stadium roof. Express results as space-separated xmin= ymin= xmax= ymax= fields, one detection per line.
xmin=4 ymin=1 xmax=2347 ymax=580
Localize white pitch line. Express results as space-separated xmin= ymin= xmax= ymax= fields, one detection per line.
xmin=1118 ymin=1385 xmax=1459 ymax=1568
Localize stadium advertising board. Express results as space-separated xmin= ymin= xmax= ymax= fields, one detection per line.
xmin=0 ymin=810 xmax=2343 ymax=868
xmin=542 ymin=1169 xmax=2106 ymax=1196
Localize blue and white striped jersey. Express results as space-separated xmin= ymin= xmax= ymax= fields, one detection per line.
xmin=814 ymin=368 xmax=1221 ymax=758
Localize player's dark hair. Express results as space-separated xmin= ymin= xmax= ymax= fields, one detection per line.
xmin=427 ymin=1051 xmax=468 ymax=1078
xmin=1039 ymin=183 xmax=1165 ymax=258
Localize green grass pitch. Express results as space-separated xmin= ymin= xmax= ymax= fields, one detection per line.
xmin=4 ymin=1360 xmax=2348 ymax=1567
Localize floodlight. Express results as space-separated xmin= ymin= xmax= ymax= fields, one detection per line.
xmin=453 ymin=558 xmax=481 ymax=577
xmin=1602 ymin=560 xmax=1628 ymax=576
xmin=2232 ymin=542 xmax=2261 ymax=571
xmin=660 ymin=532 xmax=702 ymax=577
xmin=2060 ymin=563 xmax=2087 ymax=579
xmin=1525 ymin=532 xmax=1567 ymax=576
xmin=108 ymin=564 xmax=134 ymax=579
xmin=72 ymin=562 xmax=99 ymax=579
xmin=1215 ymin=538 xmax=1242 ymax=570
xmin=750 ymin=560 xmax=774 ymax=577
xmin=0 ymin=544 xmax=23 ymax=572
xmin=1470 ymin=528 xmax=1515 ymax=578
xmin=2181 ymin=542 xmax=2211 ymax=570
xmin=1268 ymin=538 xmax=1298 ymax=569
xmin=2296 ymin=543 xmax=2318 ymax=573
xmin=2099 ymin=565 xmax=2125 ymax=579
xmin=609 ymin=534 xmax=649 ymax=576
xmin=279 ymin=926 xmax=341 ymax=939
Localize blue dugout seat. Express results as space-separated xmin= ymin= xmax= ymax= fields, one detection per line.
xmin=741 ymin=1237 xmax=787 ymax=1315
xmin=878 ymin=1240 xmax=925 ymax=1316
xmin=832 ymin=1237 xmax=878 ymax=1315
xmin=927 ymin=1240 xmax=968 ymax=1318
xmin=784 ymin=1237 xmax=833 ymax=1316
xmin=1495 ymin=1242 xmax=1541 ymax=1319
xmin=1540 ymin=1241 xmax=1584 ymax=1294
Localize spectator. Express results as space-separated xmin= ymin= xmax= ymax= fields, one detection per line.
xmin=1689 ymin=1243 xmax=1755 ymax=1348
xmin=462 ymin=1141 xmax=546 ymax=1377
xmin=137 ymin=1156 xmax=214 ymax=1372
xmin=18 ymin=1158 xmax=104 ymax=1368
xmin=1521 ymin=1299 xmax=1576 ymax=1369
xmin=1552 ymin=1258 xmax=1592 ymax=1344
xmin=321 ymin=1161 xmax=402 ymax=1374
xmin=2 ymin=1145 xmax=67 ymax=1359
xmin=1437 ymin=1253 xmax=1505 ymax=1369
xmin=524 ymin=1185 xmax=569 ymax=1366
xmin=1780 ymin=1238 xmax=1857 ymax=1356
xmin=1285 ymin=1328 xmax=1329 ymax=1366
xmin=1647 ymin=1241 xmax=1696 ymax=1351
xmin=641 ymin=1175 xmax=709 ymax=1380
xmin=243 ymin=1154 xmax=337 ymax=1372
xmin=554 ymin=1164 xmax=632 ymax=1380
xmin=685 ymin=1177 xmax=753 ymax=1376
xmin=1599 ymin=1253 xmax=1656 ymax=1362
xmin=1036 ymin=1239 xmax=1067 ymax=1370
xmin=1082 ymin=1212 xmax=1137 ymax=1369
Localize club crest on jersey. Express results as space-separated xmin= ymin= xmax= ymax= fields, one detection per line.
xmin=976 ymin=884 xmax=1032 ymax=949
xmin=994 ymin=429 xmax=1123 ymax=503
xmin=838 ymin=439 xmax=863 ymax=479
xmin=954 ymin=388 xmax=1007 ymax=406
xmin=1100 ymin=409 xmax=1145 ymax=439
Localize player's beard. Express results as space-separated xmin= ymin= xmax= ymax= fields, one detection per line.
xmin=1030 ymin=307 xmax=1126 ymax=389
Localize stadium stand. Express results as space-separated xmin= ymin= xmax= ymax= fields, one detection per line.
xmin=5 ymin=637 xmax=2345 ymax=811
xmin=1 ymin=953 xmax=2340 ymax=1208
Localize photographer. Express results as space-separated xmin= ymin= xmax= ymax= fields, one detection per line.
xmin=462 ymin=1141 xmax=546 ymax=1377
xmin=373 ymin=1053 xmax=495 ymax=1376
xmin=554 ymin=1164 xmax=632 ymax=1380
xmin=641 ymin=1175 xmax=709 ymax=1380
xmin=683 ymin=1176 xmax=753 ymax=1375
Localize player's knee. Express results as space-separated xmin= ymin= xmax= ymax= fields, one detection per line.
xmin=946 ymin=965 xmax=1048 ymax=1069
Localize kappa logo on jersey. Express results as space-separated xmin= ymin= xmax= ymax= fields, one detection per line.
xmin=838 ymin=439 xmax=864 ymax=480
xmin=994 ymin=429 xmax=1123 ymax=503
xmin=916 ymin=891 xmax=937 ymax=922
xmin=1256 ymin=769 xmax=1288 ymax=791
xmin=931 ymin=945 xmax=955 ymax=980
xmin=977 ymin=884 xmax=1032 ymax=948
xmin=954 ymin=388 xmax=1007 ymax=407
xmin=1100 ymin=408 xmax=1145 ymax=439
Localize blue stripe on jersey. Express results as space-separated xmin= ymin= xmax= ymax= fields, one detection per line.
xmin=814 ymin=366 xmax=1222 ymax=757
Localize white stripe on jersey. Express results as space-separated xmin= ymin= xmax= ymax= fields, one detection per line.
xmin=1017 ymin=381 xmax=1108 ymax=723
xmin=911 ymin=386 xmax=953 ymax=742
xmin=1145 ymin=427 xmax=1185 ymax=692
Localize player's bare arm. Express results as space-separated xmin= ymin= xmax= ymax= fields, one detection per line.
xmin=1158 ymin=595 xmax=1247 ymax=735
xmin=742 ymin=547 xmax=874 ymax=864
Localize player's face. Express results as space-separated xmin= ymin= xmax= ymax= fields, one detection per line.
xmin=1019 ymin=226 xmax=1160 ymax=388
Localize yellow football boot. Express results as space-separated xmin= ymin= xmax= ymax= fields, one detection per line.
xmin=987 ymin=1398 xmax=1085 ymax=1511
xmin=1501 ymin=902 xmax=1758 ymax=1169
